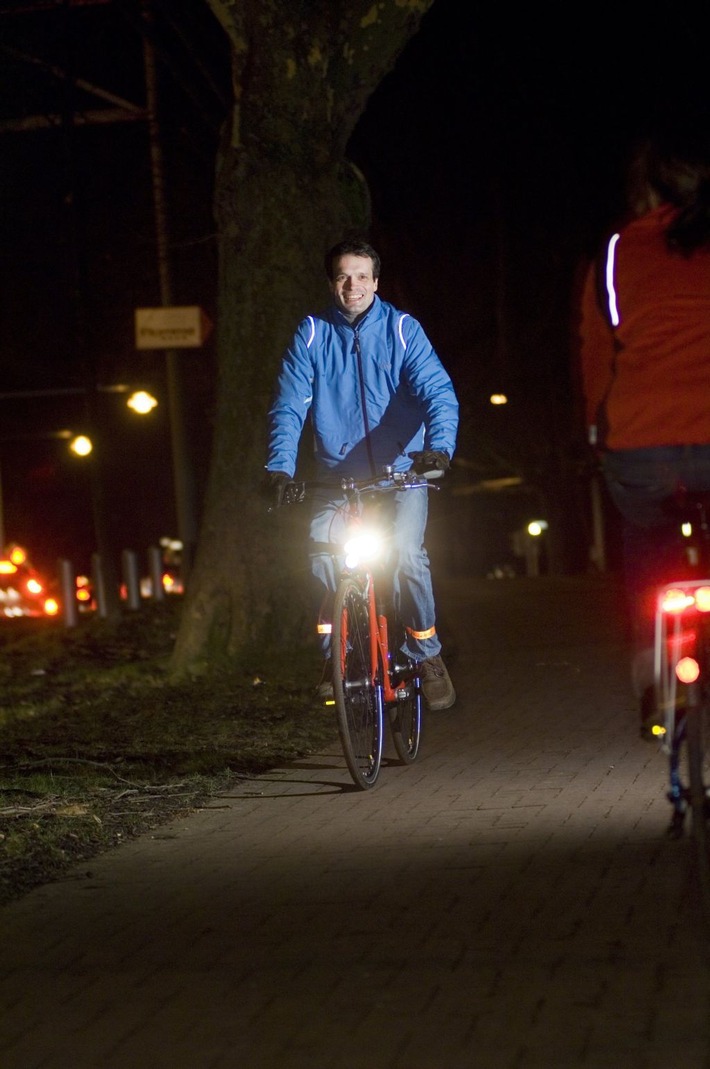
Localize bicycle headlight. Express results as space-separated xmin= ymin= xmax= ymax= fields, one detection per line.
xmin=343 ymin=529 xmax=382 ymax=569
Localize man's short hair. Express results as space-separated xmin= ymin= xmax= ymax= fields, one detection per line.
xmin=324 ymin=239 xmax=381 ymax=280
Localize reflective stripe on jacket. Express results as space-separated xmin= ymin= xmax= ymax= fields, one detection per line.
xmin=579 ymin=203 xmax=710 ymax=450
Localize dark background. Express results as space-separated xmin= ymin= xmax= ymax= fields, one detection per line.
xmin=0 ymin=0 xmax=706 ymax=579
xmin=0 ymin=0 xmax=228 ymax=576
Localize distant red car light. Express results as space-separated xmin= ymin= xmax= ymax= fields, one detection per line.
xmin=0 ymin=546 xmax=58 ymax=618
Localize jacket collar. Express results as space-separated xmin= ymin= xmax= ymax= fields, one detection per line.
xmin=330 ymin=294 xmax=380 ymax=330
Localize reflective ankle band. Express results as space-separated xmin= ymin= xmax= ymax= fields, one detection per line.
xmin=406 ymin=625 xmax=436 ymax=640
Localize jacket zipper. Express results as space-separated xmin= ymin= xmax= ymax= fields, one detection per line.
xmin=353 ymin=328 xmax=377 ymax=478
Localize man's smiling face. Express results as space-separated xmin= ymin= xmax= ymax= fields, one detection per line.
xmin=329 ymin=254 xmax=379 ymax=322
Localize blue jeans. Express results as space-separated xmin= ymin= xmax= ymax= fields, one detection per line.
xmin=308 ymin=485 xmax=441 ymax=661
xmin=602 ymin=445 xmax=710 ymax=652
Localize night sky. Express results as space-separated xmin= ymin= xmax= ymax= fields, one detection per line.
xmin=0 ymin=1 xmax=706 ymax=578
xmin=0 ymin=0 xmax=227 ymax=574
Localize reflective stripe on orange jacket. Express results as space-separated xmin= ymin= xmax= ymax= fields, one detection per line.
xmin=579 ymin=203 xmax=710 ymax=450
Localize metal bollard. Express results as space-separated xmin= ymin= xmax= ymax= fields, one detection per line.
xmin=91 ymin=553 xmax=108 ymax=618
xmin=122 ymin=549 xmax=141 ymax=610
xmin=147 ymin=545 xmax=165 ymax=601
xmin=57 ymin=558 xmax=78 ymax=628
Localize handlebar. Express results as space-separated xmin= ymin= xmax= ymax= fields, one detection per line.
xmin=339 ymin=468 xmax=443 ymax=494
xmin=278 ymin=467 xmax=443 ymax=509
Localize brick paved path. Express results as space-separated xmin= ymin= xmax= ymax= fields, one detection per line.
xmin=2 ymin=575 xmax=710 ymax=1069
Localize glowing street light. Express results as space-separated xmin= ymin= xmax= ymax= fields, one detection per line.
xmin=0 ymin=386 xmax=159 ymax=571
xmin=67 ymin=390 xmax=157 ymax=456
xmin=69 ymin=434 xmax=93 ymax=457
xmin=489 ymin=392 xmax=508 ymax=405
xmin=126 ymin=389 xmax=158 ymax=415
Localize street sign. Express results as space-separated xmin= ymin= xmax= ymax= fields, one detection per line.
xmin=135 ymin=306 xmax=213 ymax=349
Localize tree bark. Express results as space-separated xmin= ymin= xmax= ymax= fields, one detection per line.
xmin=170 ymin=0 xmax=434 ymax=674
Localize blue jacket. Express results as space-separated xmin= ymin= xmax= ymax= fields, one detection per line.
xmin=266 ymin=296 xmax=459 ymax=479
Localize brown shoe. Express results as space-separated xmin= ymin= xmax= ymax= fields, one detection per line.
xmin=420 ymin=655 xmax=456 ymax=710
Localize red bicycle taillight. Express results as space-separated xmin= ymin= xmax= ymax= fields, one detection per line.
xmin=676 ymin=656 xmax=701 ymax=684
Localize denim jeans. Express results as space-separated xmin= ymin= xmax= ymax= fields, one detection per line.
xmin=602 ymin=445 xmax=710 ymax=654
xmin=308 ymin=485 xmax=441 ymax=661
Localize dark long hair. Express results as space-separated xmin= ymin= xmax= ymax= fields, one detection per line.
xmin=630 ymin=127 xmax=710 ymax=255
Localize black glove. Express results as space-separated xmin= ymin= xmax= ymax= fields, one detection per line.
xmin=261 ymin=470 xmax=292 ymax=510
xmin=409 ymin=450 xmax=450 ymax=476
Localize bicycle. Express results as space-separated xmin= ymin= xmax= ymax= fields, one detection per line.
xmin=282 ymin=466 xmax=442 ymax=790
xmin=651 ymin=489 xmax=710 ymax=916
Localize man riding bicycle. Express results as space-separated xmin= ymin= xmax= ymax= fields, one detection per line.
xmin=263 ymin=238 xmax=459 ymax=711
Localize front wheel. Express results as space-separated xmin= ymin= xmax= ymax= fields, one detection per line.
xmin=389 ymin=659 xmax=423 ymax=764
xmin=332 ymin=576 xmax=384 ymax=789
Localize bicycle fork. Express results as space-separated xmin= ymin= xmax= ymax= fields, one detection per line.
xmin=336 ymin=571 xmax=381 ymax=696
xmin=357 ymin=573 xmax=417 ymax=705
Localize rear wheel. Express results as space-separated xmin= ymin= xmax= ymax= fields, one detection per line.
xmin=332 ymin=576 xmax=383 ymax=790
xmin=685 ymin=690 xmax=710 ymax=922
xmin=389 ymin=658 xmax=423 ymax=764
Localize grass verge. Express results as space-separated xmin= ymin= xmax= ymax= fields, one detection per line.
xmin=0 ymin=601 xmax=335 ymax=906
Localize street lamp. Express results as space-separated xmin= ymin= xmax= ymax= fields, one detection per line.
xmin=67 ymin=387 xmax=158 ymax=457
xmin=69 ymin=434 xmax=93 ymax=457
xmin=0 ymin=385 xmax=159 ymax=568
xmin=127 ymin=389 xmax=158 ymax=414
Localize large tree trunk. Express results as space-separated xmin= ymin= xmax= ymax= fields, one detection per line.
xmin=170 ymin=1 xmax=434 ymax=673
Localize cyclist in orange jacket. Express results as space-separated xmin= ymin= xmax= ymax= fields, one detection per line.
xmin=578 ymin=124 xmax=710 ymax=735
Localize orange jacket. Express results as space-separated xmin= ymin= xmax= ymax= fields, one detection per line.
xmin=579 ymin=203 xmax=710 ymax=450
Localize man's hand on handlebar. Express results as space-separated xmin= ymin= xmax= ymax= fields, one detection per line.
xmin=261 ymin=470 xmax=293 ymax=511
xmin=408 ymin=450 xmax=450 ymax=479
